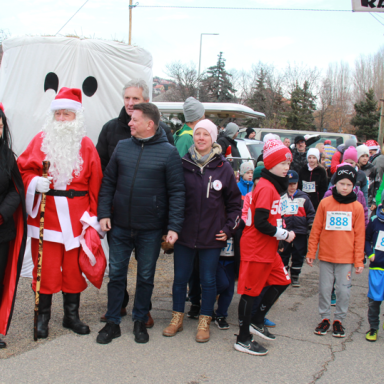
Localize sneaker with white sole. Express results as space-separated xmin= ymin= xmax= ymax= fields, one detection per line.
xmin=332 ymin=320 xmax=345 ymax=338
xmin=215 ymin=317 xmax=229 ymax=330
xmin=249 ymin=323 xmax=276 ymax=341
xmin=314 ymin=319 xmax=330 ymax=336
xmin=234 ymin=336 xmax=268 ymax=356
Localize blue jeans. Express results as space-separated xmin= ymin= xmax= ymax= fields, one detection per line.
xmin=106 ymin=225 xmax=163 ymax=324
xmin=215 ymin=260 xmax=235 ymax=318
xmin=173 ymin=243 xmax=221 ymax=317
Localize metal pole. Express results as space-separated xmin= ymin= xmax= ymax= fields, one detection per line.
xmin=129 ymin=0 xmax=133 ymax=45
xmin=378 ymin=97 xmax=384 ymax=150
xmin=197 ymin=34 xmax=203 ymax=100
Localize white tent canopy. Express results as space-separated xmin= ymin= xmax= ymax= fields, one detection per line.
xmin=0 ymin=36 xmax=153 ymax=155
xmin=0 ymin=36 xmax=153 ymax=278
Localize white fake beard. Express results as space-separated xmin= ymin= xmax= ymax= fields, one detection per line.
xmin=41 ymin=110 xmax=86 ymax=186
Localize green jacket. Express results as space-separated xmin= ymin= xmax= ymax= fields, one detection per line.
xmin=173 ymin=124 xmax=194 ymax=157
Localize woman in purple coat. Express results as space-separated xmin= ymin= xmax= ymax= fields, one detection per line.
xmin=162 ymin=119 xmax=241 ymax=343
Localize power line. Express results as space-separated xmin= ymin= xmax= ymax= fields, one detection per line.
xmin=370 ymin=12 xmax=384 ymax=27
xmin=55 ymin=0 xmax=90 ymax=36
xmin=135 ymin=5 xmax=352 ymax=12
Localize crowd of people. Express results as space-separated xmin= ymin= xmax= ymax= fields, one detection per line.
xmin=0 ymin=79 xmax=383 ymax=356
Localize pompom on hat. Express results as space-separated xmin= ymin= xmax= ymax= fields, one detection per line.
xmin=0 ymin=103 xmax=4 ymax=112
xmin=50 ymin=87 xmax=82 ymax=111
xmin=193 ymin=119 xmax=217 ymax=143
xmin=263 ymin=139 xmax=292 ymax=170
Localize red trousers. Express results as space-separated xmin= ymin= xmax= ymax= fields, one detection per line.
xmin=31 ymin=239 xmax=87 ymax=294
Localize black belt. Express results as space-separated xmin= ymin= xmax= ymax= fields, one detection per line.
xmin=45 ymin=189 xmax=89 ymax=198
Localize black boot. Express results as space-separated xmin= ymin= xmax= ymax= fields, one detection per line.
xmin=62 ymin=292 xmax=90 ymax=335
xmin=0 ymin=338 xmax=6 ymax=348
xmin=37 ymin=293 xmax=52 ymax=339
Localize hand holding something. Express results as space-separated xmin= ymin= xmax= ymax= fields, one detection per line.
xmin=100 ymin=218 xmax=111 ymax=232
xmin=216 ymin=230 xmax=227 ymax=242
xmin=166 ymin=230 xmax=178 ymax=245
xmin=36 ymin=177 xmax=53 ymax=193
xmin=286 ymin=231 xmax=296 ymax=243
xmin=306 ymin=258 xmax=314 ymax=267
xmin=370 ymin=204 xmax=377 ymax=211
xmin=355 ymin=266 xmax=364 ymax=274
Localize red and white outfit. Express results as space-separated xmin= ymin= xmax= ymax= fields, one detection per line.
xmin=238 ymin=139 xmax=291 ymax=297
xmin=17 ymin=88 xmax=104 ymax=294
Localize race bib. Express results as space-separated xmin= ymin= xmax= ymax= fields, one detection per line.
xmin=375 ymin=231 xmax=384 ymax=252
xmin=287 ymin=201 xmax=299 ymax=215
xmin=276 ymin=219 xmax=283 ymax=229
xmin=326 ymin=211 xmax=352 ymax=231
xmin=280 ymin=195 xmax=289 ymax=215
xmin=220 ymin=237 xmax=234 ymax=256
xmin=302 ymin=181 xmax=316 ymax=193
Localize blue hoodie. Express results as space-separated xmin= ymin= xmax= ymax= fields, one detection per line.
xmin=237 ymin=178 xmax=253 ymax=197
xmin=365 ymin=217 xmax=384 ymax=271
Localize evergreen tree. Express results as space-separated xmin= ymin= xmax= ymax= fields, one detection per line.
xmin=350 ymin=89 xmax=380 ymax=140
xmin=246 ymin=68 xmax=267 ymax=128
xmin=200 ymin=52 xmax=236 ymax=102
xmin=286 ymin=81 xmax=316 ymax=131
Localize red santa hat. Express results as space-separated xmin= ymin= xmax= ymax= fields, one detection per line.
xmin=365 ymin=140 xmax=379 ymax=151
xmin=0 ymin=102 xmax=4 ymax=112
xmin=263 ymin=139 xmax=292 ymax=170
xmin=50 ymin=87 xmax=82 ymax=111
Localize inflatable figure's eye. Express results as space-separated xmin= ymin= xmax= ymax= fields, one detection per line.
xmin=82 ymin=76 xmax=98 ymax=97
xmin=44 ymin=72 xmax=59 ymax=93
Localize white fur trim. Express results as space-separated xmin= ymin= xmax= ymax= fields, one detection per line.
xmin=27 ymin=224 xmax=80 ymax=245
xmin=26 ymin=176 xmax=42 ymax=218
xmin=80 ymin=211 xmax=105 ymax=238
xmin=50 ymin=99 xmax=82 ymax=111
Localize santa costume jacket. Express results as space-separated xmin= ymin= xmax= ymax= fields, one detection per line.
xmin=17 ymin=133 xmax=104 ymax=252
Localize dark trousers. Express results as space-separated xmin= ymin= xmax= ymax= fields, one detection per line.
xmin=279 ymin=233 xmax=307 ymax=277
xmin=188 ymin=255 xmax=201 ymax=305
xmin=215 ymin=260 xmax=235 ymax=318
xmin=0 ymin=242 xmax=10 ymax=305
xmin=368 ymin=298 xmax=382 ymax=330
xmin=106 ymin=225 xmax=163 ymax=324
xmin=173 ymin=243 xmax=221 ymax=317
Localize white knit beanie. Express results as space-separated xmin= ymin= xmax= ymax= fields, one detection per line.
xmin=307 ymin=148 xmax=320 ymax=162
xmin=357 ymin=144 xmax=369 ymax=160
xmin=240 ymin=161 xmax=255 ymax=176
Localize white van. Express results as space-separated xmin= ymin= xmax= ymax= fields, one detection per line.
xmin=238 ymin=128 xmax=357 ymax=149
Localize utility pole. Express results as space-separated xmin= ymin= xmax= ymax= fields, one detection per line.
xmin=378 ymin=97 xmax=384 ymax=149
xmin=129 ymin=0 xmax=133 ymax=45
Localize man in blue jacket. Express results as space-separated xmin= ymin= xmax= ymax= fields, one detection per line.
xmin=96 ymin=103 xmax=185 ymax=345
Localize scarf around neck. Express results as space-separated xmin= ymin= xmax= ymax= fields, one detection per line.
xmin=332 ymin=186 xmax=356 ymax=204
xmin=261 ymin=168 xmax=289 ymax=194
xmin=188 ymin=143 xmax=222 ymax=168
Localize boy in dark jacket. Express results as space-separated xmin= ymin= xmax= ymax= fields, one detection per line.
xmin=364 ymin=204 xmax=384 ymax=342
xmin=280 ymin=170 xmax=315 ymax=287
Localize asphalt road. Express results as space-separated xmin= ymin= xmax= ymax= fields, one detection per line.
xmin=0 ymin=257 xmax=383 ymax=384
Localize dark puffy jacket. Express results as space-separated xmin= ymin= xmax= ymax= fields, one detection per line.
xmin=217 ymin=135 xmax=241 ymax=170
xmin=360 ymin=162 xmax=380 ymax=206
xmin=96 ymin=106 xmax=174 ymax=171
xmin=290 ymin=148 xmax=307 ymax=173
xmin=0 ymin=158 xmax=21 ymax=243
xmin=177 ymin=153 xmax=242 ymax=249
xmin=97 ymin=128 xmax=185 ymax=233
xmin=281 ymin=189 xmax=315 ymax=235
xmin=298 ymin=165 xmax=328 ymax=210
xmin=365 ymin=217 xmax=384 ymax=270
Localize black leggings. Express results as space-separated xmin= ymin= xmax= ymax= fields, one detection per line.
xmin=0 ymin=242 xmax=10 ymax=306
xmin=238 ymin=284 xmax=288 ymax=342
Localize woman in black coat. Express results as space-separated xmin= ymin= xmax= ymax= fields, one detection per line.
xmin=0 ymin=105 xmax=27 ymax=348
xmin=298 ymin=148 xmax=328 ymax=211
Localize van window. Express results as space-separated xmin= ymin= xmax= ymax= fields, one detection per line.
xmin=261 ymin=132 xmax=344 ymax=148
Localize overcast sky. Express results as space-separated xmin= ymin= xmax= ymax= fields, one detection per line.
xmin=2 ymin=0 xmax=384 ymax=78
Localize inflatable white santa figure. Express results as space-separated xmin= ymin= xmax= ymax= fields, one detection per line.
xmin=17 ymin=87 xmax=104 ymax=338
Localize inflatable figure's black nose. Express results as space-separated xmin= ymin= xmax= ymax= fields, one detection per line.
xmin=44 ymin=72 xmax=59 ymax=93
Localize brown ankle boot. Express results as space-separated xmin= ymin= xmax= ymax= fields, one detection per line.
xmin=196 ymin=315 xmax=211 ymax=343
xmin=163 ymin=311 xmax=184 ymax=337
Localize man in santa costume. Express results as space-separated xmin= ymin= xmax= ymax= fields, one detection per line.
xmin=17 ymin=87 xmax=104 ymax=338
